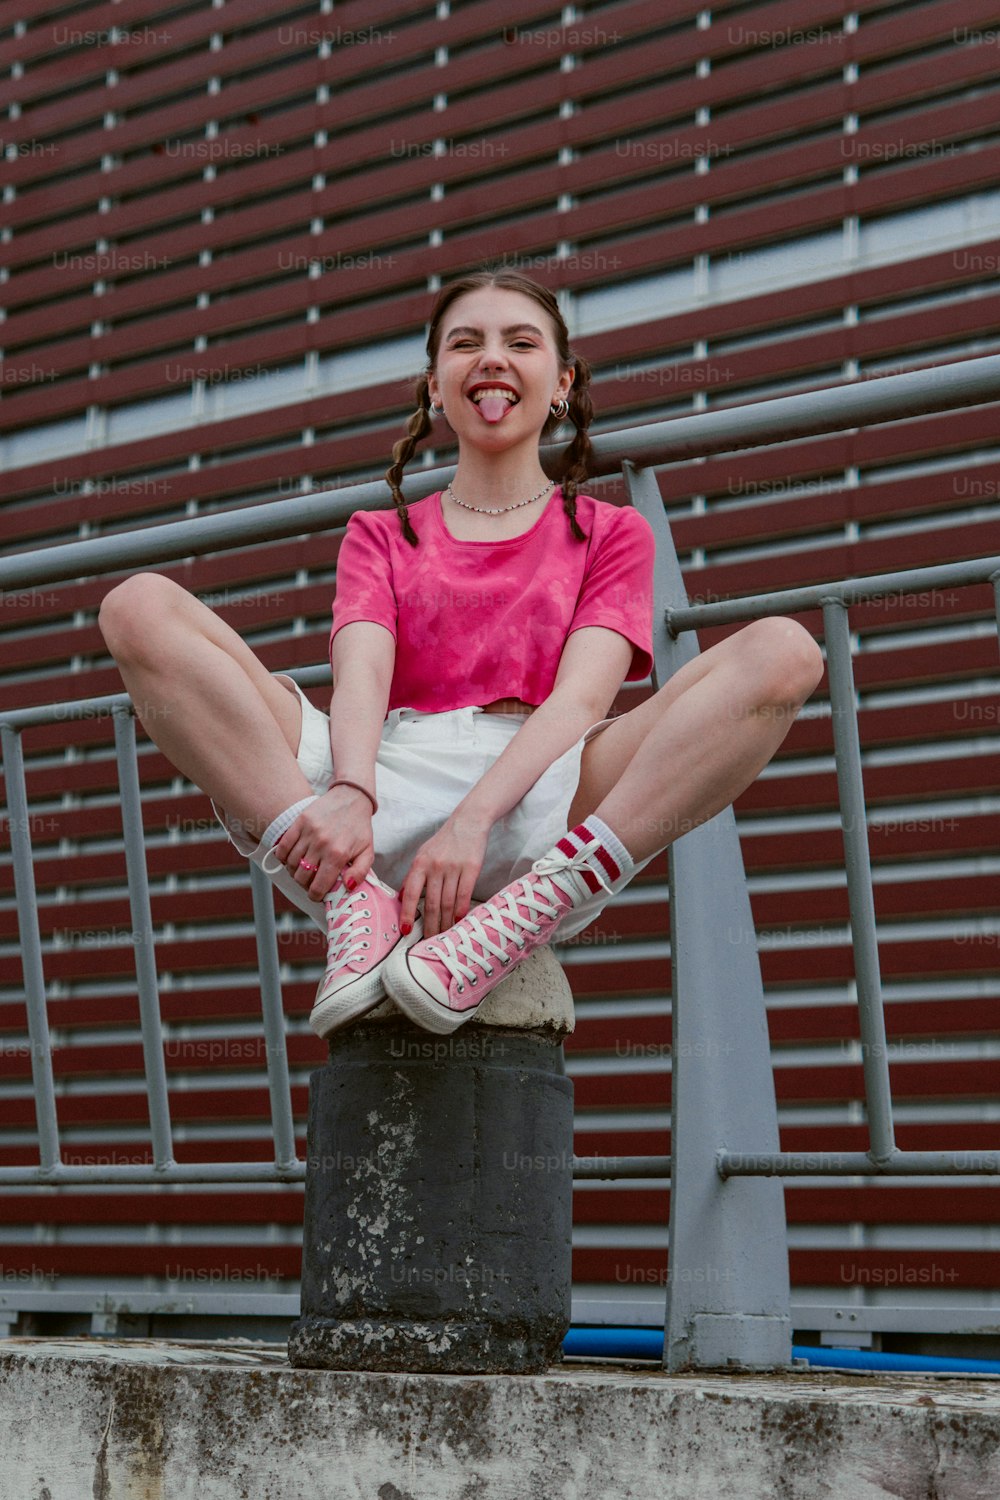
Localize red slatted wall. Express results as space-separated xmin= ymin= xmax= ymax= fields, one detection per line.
xmin=2 ymin=0 xmax=999 ymax=1323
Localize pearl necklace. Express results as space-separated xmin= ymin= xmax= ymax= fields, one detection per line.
xmin=446 ymin=479 xmax=555 ymax=515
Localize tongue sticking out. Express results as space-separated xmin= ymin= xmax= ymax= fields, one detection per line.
xmin=476 ymin=395 xmax=512 ymax=423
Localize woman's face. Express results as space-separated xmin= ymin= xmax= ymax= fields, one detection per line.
xmin=428 ymin=287 xmax=574 ymax=453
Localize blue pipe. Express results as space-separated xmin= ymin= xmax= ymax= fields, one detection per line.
xmin=562 ymin=1327 xmax=1000 ymax=1374
xmin=789 ymin=1344 xmax=1000 ymax=1375
xmin=564 ymin=1326 xmax=664 ymax=1361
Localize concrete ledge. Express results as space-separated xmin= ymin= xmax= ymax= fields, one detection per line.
xmin=2 ymin=1338 xmax=999 ymax=1499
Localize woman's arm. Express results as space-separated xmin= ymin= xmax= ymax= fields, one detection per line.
xmin=267 ymin=621 xmax=394 ymax=900
xmin=327 ymin=620 xmax=395 ymax=789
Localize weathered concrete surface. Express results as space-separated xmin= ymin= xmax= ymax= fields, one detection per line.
xmin=291 ymin=1026 xmax=574 ymax=1373
xmin=1 ymin=1338 xmax=999 ymax=1499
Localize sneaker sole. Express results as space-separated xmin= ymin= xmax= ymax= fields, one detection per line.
xmin=382 ymin=936 xmax=475 ymax=1035
xmin=309 ymin=917 xmax=424 ymax=1039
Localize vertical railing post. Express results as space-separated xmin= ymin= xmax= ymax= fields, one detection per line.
xmin=248 ymin=862 xmax=300 ymax=1174
xmin=112 ymin=705 xmax=175 ymax=1172
xmin=0 ymin=723 xmax=62 ymax=1174
xmin=624 ymin=460 xmax=791 ymax=1371
xmin=821 ymin=601 xmax=896 ymax=1165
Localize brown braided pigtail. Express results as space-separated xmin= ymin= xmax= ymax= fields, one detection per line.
xmin=551 ymin=349 xmax=594 ymax=543
xmin=384 ymin=371 xmax=434 ymax=548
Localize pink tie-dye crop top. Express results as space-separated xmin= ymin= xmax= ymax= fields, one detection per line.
xmin=328 ymin=487 xmax=655 ymax=713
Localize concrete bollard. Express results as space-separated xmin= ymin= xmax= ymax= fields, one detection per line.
xmin=287 ymin=946 xmax=575 ymax=1375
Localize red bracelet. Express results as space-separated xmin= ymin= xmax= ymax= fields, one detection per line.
xmin=326 ymin=777 xmax=378 ymax=815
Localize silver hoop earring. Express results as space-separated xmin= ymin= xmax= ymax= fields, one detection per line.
xmin=550 ymin=397 xmax=570 ymax=421
xmin=429 ymin=400 xmax=444 ymax=417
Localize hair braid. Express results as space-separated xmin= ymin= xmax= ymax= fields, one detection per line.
xmin=383 ymin=372 xmax=434 ymax=547
xmin=551 ymin=350 xmax=594 ymax=543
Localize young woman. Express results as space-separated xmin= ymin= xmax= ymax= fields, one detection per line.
xmin=99 ymin=266 xmax=823 ymax=1040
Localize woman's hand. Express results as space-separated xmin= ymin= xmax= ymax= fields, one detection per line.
xmin=270 ymin=787 xmax=374 ymax=902
xmin=399 ymin=811 xmax=493 ymax=938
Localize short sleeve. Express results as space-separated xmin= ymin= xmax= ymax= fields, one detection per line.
xmin=567 ymin=506 xmax=655 ymax=680
xmin=329 ymin=510 xmax=398 ymax=656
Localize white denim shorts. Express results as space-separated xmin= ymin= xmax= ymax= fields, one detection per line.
xmin=211 ymin=677 xmax=654 ymax=943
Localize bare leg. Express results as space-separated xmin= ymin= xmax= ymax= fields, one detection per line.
xmin=98 ymin=573 xmax=316 ymax=842
xmin=569 ymin=617 xmax=825 ymax=862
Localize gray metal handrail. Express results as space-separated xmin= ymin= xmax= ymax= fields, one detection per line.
xmin=3 ymin=353 xmax=1000 ymax=593
xmin=3 ymin=351 xmax=1000 ymax=1367
xmin=668 ymin=564 xmax=1000 ymax=1183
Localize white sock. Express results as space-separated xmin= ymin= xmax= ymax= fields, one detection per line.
xmin=545 ymin=814 xmax=635 ymax=901
xmin=579 ymin=814 xmax=635 ymax=878
xmin=260 ymin=795 xmax=319 ymax=851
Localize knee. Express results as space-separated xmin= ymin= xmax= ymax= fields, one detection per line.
xmin=739 ymin=617 xmax=825 ymax=706
xmin=98 ymin=573 xmax=186 ymax=660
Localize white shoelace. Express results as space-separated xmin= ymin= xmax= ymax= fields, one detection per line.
xmin=323 ymin=889 xmax=375 ymax=973
xmin=423 ymin=846 xmax=616 ymax=993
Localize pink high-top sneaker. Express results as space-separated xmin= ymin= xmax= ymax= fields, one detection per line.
xmin=309 ymin=870 xmax=423 ymax=1039
xmin=382 ymin=830 xmax=619 ymax=1035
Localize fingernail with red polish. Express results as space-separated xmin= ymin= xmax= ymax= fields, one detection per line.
xmin=345 ymin=878 xmax=355 ymax=890
xmin=401 ymin=921 xmax=412 ymax=935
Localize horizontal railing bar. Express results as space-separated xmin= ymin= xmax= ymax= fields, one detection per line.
xmin=0 ymin=1291 xmax=301 ymax=1315
xmin=0 ymin=690 xmax=129 ymax=731
xmin=4 ymin=355 xmax=1000 ymax=593
xmin=608 ymin=352 xmax=1000 ymax=470
xmin=668 ymin=556 xmax=1000 ymax=632
xmin=572 ymin=1298 xmax=1000 ymax=1336
xmin=572 ymin=1156 xmax=671 ymax=1179
xmin=719 ymin=1151 xmax=1000 ymax=1176
xmin=782 ymin=1306 xmax=1000 ymax=1337
xmin=9 ymin=1148 xmax=998 ymax=1183
xmin=0 ymin=1157 xmax=671 ymax=1185
xmin=1 ymin=1289 xmax=997 ymax=1339
xmin=0 ymin=664 xmax=332 ymax=732
xmin=0 ymin=1164 xmax=309 ymax=1184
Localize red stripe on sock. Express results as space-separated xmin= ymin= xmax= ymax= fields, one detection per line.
xmin=568 ymin=823 xmax=622 ymax=883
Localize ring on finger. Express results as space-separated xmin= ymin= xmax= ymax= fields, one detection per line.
xmin=299 ymin=859 xmax=318 ymax=872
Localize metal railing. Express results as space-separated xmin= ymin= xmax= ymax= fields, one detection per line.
xmin=3 ymin=352 xmax=1000 ymax=1364
xmin=672 ymin=561 xmax=1000 ymax=1182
